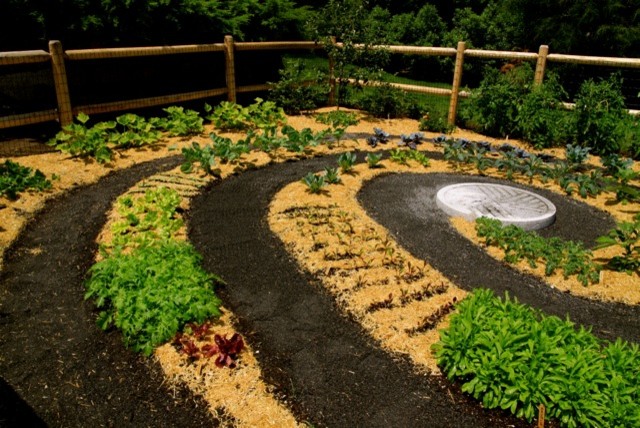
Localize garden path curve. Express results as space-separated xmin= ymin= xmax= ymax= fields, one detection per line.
xmin=0 ymin=157 xmax=218 ymax=427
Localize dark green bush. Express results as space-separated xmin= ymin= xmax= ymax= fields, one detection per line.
xmin=433 ymin=288 xmax=640 ymax=427
xmin=0 ymin=160 xmax=52 ymax=200
xmin=85 ymin=240 xmax=223 ymax=356
xmin=573 ymin=77 xmax=629 ymax=156
xmin=352 ymin=83 xmax=424 ymax=119
xmin=419 ymin=111 xmax=454 ymax=134
xmin=516 ymin=77 xmax=573 ymax=148
xmin=461 ymin=65 xmax=533 ymax=137
xmin=268 ymin=58 xmax=329 ymax=115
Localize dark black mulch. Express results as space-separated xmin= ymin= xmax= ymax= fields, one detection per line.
xmin=0 ymin=157 xmax=218 ymax=427
xmin=2 ymin=152 xmax=638 ymax=427
xmin=188 ymin=156 xmax=533 ymax=428
xmin=358 ymin=172 xmax=640 ymax=344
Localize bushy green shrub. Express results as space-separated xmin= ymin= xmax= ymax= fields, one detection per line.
xmin=573 ymin=77 xmax=629 ymax=156
xmin=461 ymin=65 xmax=532 ymax=137
xmin=433 ymin=288 xmax=640 ymax=428
xmin=516 ymin=77 xmax=573 ymax=148
xmin=0 ymin=160 xmax=52 ymax=200
xmin=419 ymin=111 xmax=454 ymax=134
xmin=351 ymin=83 xmax=424 ymax=119
xmin=268 ymin=58 xmax=329 ymax=115
xmin=85 ymin=240 xmax=223 ymax=356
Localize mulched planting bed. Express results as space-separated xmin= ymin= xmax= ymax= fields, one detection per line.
xmin=1 ymin=113 xmax=639 ymax=427
xmin=0 ymin=157 xmax=218 ymax=427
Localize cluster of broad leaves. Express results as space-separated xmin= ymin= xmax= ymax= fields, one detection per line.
xmin=48 ymin=107 xmax=204 ymax=164
xmin=595 ymin=213 xmax=640 ymax=274
xmin=0 ymin=159 xmax=52 ymax=200
xmin=440 ymin=137 xmax=639 ymax=203
xmin=85 ymin=188 xmax=223 ymax=356
xmin=433 ymin=289 xmax=640 ymax=428
xmin=104 ymin=187 xmax=184 ymax=253
xmin=181 ymin=103 xmax=361 ymax=176
xmin=476 ymin=218 xmax=600 ymax=286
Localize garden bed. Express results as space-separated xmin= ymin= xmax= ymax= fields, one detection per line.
xmin=1 ymin=108 xmax=639 ymax=427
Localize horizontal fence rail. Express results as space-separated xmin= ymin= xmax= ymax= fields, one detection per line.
xmin=1 ymin=37 xmax=639 ymax=131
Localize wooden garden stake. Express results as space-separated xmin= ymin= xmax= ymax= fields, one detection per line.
xmin=538 ymin=404 xmax=546 ymax=428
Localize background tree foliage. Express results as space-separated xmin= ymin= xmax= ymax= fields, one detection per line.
xmin=1 ymin=0 xmax=637 ymax=56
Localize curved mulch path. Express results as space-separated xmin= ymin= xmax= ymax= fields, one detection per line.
xmin=0 ymin=157 xmax=218 ymax=427
xmin=358 ymin=172 xmax=640 ymax=344
xmin=2 ymin=152 xmax=638 ymax=427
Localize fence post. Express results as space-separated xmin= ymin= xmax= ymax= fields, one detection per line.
xmin=49 ymin=40 xmax=73 ymax=127
xmin=224 ymin=35 xmax=237 ymax=103
xmin=448 ymin=41 xmax=466 ymax=126
xmin=328 ymin=36 xmax=337 ymax=106
xmin=534 ymin=45 xmax=549 ymax=86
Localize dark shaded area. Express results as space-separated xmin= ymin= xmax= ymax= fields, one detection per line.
xmin=0 ymin=156 xmax=218 ymax=427
xmin=0 ymin=377 xmax=46 ymax=427
xmin=358 ymin=172 xmax=640 ymax=344
xmin=188 ymin=156 xmax=533 ymax=428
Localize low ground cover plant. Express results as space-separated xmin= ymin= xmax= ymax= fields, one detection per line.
xmin=105 ymin=187 xmax=184 ymax=253
xmin=85 ymin=188 xmax=224 ymax=356
xmin=595 ymin=213 xmax=640 ymax=274
xmin=86 ymin=240 xmax=223 ymax=355
xmin=151 ymin=106 xmax=204 ymax=136
xmin=0 ymin=159 xmax=52 ymax=200
xmin=206 ymin=98 xmax=286 ymax=131
xmin=476 ymin=218 xmax=600 ymax=286
xmin=433 ymin=288 xmax=640 ymax=428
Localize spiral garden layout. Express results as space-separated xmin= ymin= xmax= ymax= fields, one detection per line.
xmin=1 ymin=108 xmax=639 ymax=427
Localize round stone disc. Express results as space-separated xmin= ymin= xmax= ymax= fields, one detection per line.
xmin=436 ymin=182 xmax=556 ymax=230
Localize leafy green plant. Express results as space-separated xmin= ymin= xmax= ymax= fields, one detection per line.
xmin=323 ymin=166 xmax=341 ymax=184
xmin=565 ymin=144 xmax=591 ymax=170
xmin=433 ymin=288 xmax=640 ymax=428
xmin=181 ymin=142 xmax=219 ymax=176
xmin=365 ymin=152 xmax=383 ymax=168
xmin=301 ymin=172 xmax=326 ymax=194
xmin=0 ymin=160 xmax=52 ymax=200
xmin=315 ymin=110 xmax=359 ymax=145
xmin=209 ymin=133 xmax=250 ymax=163
xmin=419 ymin=111 xmax=454 ymax=134
xmin=558 ymin=171 xmax=605 ymax=199
xmin=281 ymin=125 xmax=328 ymax=153
xmin=268 ymin=58 xmax=328 ymax=115
xmin=476 ymin=217 xmax=600 ymax=285
xmin=516 ymin=77 xmax=573 ymax=149
xmin=595 ymin=214 xmax=640 ymax=273
xmin=461 ymin=65 xmax=532 ymax=137
xmin=573 ymin=76 xmax=629 ymax=156
xmin=107 ymin=187 xmax=184 ymax=253
xmin=48 ymin=112 xmax=115 ymax=163
xmin=85 ymin=240 xmax=223 ymax=355
xmin=206 ymin=98 xmax=286 ymax=131
xmin=152 ymin=106 xmax=204 ymax=136
xmin=48 ymin=112 xmax=163 ymax=163
xmin=337 ymin=151 xmax=357 ymax=172
xmin=205 ymin=101 xmax=250 ymax=130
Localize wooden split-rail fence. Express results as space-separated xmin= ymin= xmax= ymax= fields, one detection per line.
xmin=1 ymin=36 xmax=639 ymax=131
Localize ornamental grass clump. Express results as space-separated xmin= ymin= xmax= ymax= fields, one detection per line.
xmin=433 ymin=289 xmax=640 ymax=428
